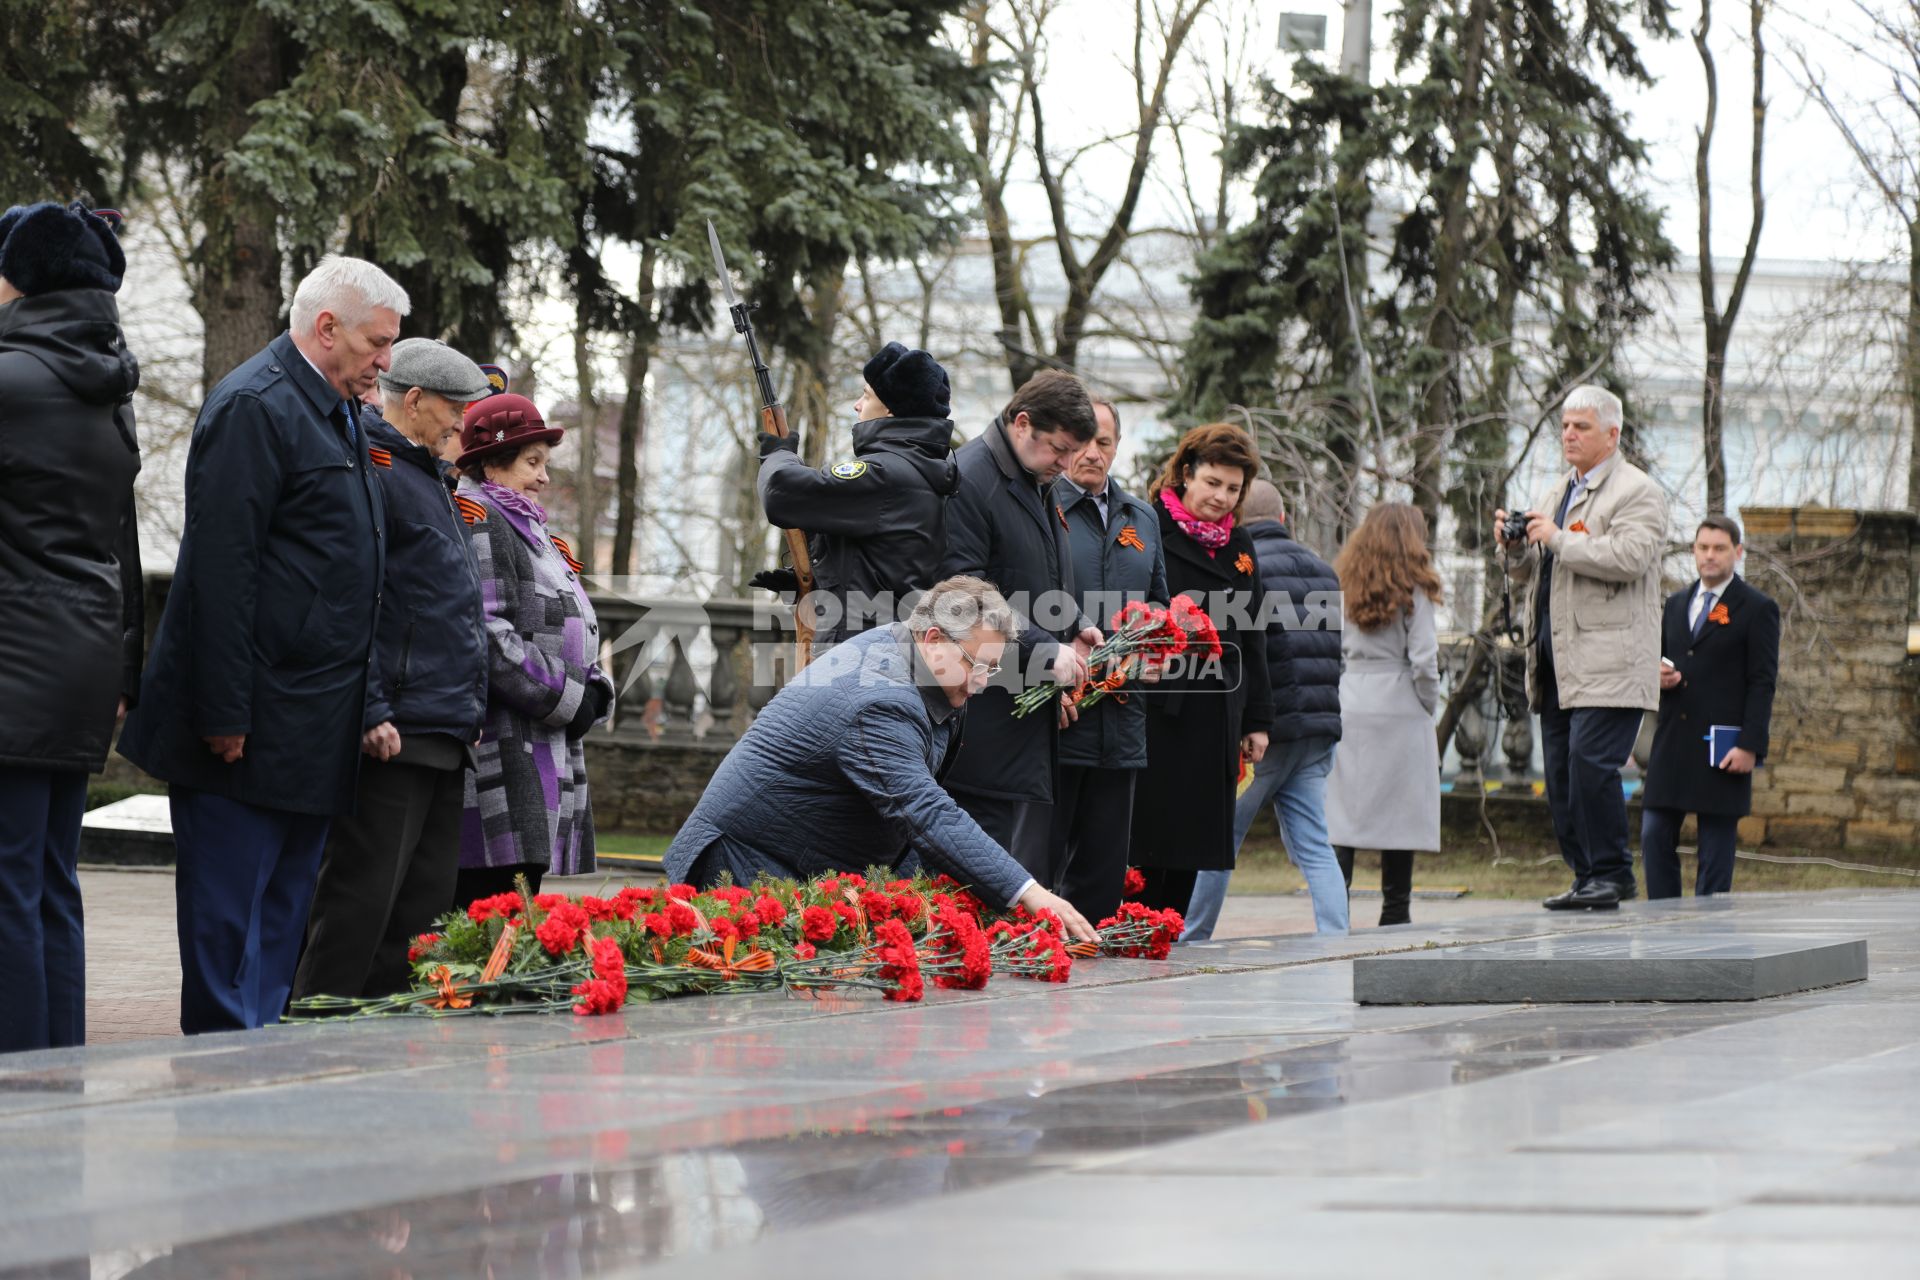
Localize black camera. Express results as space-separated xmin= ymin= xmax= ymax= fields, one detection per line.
xmin=1501 ymin=510 xmax=1532 ymax=543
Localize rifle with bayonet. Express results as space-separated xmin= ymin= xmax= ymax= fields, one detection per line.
xmin=706 ymin=220 xmax=816 ymax=669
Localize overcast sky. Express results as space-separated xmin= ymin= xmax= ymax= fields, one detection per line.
xmin=1014 ymin=0 xmax=1908 ymax=267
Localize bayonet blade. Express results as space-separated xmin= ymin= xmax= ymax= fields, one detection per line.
xmin=705 ymin=219 xmax=740 ymax=310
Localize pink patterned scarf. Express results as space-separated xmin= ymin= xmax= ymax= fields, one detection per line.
xmin=1160 ymin=487 xmax=1234 ymax=556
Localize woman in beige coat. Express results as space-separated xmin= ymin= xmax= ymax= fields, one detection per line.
xmin=1324 ymin=503 xmax=1443 ymax=925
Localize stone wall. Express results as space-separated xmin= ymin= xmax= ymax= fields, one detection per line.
xmin=1740 ymin=506 xmax=1920 ymax=851
xmin=584 ymin=739 xmax=732 ymax=835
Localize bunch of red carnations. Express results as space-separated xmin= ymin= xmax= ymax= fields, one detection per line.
xmin=288 ymin=867 xmax=1165 ymax=1023
xmin=1011 ymin=594 xmax=1222 ymax=718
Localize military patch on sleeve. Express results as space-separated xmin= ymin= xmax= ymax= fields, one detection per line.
xmin=453 ymin=495 xmax=488 ymax=526
xmin=368 ymin=446 xmax=393 ymax=469
xmin=828 ymin=459 xmax=869 ymax=480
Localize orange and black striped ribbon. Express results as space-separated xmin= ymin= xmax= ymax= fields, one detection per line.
xmin=367 ymin=447 xmax=393 ymax=469
xmin=453 ymin=495 xmax=488 ymax=526
xmin=551 ymin=535 xmax=584 ymax=574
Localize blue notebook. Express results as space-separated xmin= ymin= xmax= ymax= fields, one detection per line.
xmin=1706 ymin=725 xmax=1742 ymax=766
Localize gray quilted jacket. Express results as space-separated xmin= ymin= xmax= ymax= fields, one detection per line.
xmin=665 ymin=623 xmax=1033 ymax=906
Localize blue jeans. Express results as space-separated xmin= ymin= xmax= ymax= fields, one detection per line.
xmin=1184 ymin=736 xmax=1347 ymax=940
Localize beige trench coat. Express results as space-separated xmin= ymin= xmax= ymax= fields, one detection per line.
xmin=1504 ymin=452 xmax=1666 ymax=713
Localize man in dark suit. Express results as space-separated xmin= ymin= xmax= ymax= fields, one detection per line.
xmin=1640 ymin=515 xmax=1780 ymax=897
xmin=938 ymin=370 xmax=1101 ymax=867
xmin=119 ymin=255 xmax=408 ymax=1032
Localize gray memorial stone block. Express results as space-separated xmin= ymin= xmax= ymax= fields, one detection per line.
xmin=1353 ymin=932 xmax=1869 ymax=1004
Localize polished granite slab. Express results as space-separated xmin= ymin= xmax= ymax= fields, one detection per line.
xmin=0 ymin=891 xmax=1915 ymax=1278
xmin=1352 ymin=931 xmax=1870 ymax=1004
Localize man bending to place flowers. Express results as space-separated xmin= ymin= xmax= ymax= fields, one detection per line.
xmin=664 ymin=576 xmax=1097 ymax=941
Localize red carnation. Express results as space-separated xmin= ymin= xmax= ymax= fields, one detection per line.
xmin=643 ymin=912 xmax=672 ymax=938
xmin=801 ymin=905 xmax=838 ymax=943
xmin=406 ymin=933 xmax=441 ymax=964
xmin=873 ymin=918 xmax=924 ymax=1002
xmin=794 ymin=941 xmax=817 ymax=960
xmin=754 ymin=895 xmax=788 ymax=926
xmin=665 ymin=901 xmax=700 ymax=936
xmin=1123 ymin=867 xmax=1146 ymax=898
xmin=666 ymin=884 xmax=697 ymax=901
xmin=535 ymin=902 xmax=590 ymax=956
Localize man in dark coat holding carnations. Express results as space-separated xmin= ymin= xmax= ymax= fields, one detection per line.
xmin=119 ymin=255 xmax=409 ymax=1033
xmin=1048 ymin=398 xmax=1167 ymax=923
xmin=938 ymin=370 xmax=1102 ymax=869
xmin=0 ymin=200 xmax=143 ymax=1052
xmin=1640 ymin=515 xmax=1779 ymax=897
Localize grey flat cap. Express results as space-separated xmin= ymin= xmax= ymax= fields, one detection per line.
xmin=378 ymin=337 xmax=491 ymax=400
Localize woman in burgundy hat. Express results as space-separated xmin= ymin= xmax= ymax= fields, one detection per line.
xmin=450 ymin=393 xmax=612 ymax=902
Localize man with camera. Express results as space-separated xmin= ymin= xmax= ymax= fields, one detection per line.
xmin=1495 ymin=385 xmax=1666 ymax=911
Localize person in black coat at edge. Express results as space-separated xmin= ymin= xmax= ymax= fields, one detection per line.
xmin=1130 ymin=423 xmax=1274 ymax=915
xmin=1640 ymin=514 xmax=1779 ymax=897
xmin=119 ymin=255 xmax=409 ymax=1034
xmin=1185 ymin=478 xmax=1346 ymax=940
xmin=292 ymin=338 xmax=492 ymax=1000
xmin=1048 ymin=398 xmax=1168 ymax=924
xmin=0 ymin=201 xmax=142 ymax=1053
xmin=757 ymin=341 xmax=960 ymax=647
xmin=938 ymin=370 xmax=1102 ymax=871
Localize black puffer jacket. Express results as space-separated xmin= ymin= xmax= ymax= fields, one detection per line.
xmin=1248 ymin=520 xmax=1342 ymax=743
xmin=759 ymin=416 xmax=960 ymax=645
xmin=361 ymin=411 xmax=487 ymax=740
xmin=0 ymin=289 xmax=142 ymax=772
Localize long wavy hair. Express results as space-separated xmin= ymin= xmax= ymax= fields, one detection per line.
xmin=1334 ymin=502 xmax=1444 ymax=632
xmin=1148 ymin=422 xmax=1261 ymax=519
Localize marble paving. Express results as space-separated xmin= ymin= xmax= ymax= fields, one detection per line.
xmin=1 ymin=891 xmax=1916 ymax=1278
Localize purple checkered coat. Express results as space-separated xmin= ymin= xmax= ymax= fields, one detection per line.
xmin=457 ymin=478 xmax=610 ymax=875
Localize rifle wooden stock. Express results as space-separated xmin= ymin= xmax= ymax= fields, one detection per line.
xmin=759 ymin=403 xmax=816 ymax=669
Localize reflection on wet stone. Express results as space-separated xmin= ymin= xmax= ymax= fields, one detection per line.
xmin=1 ymin=891 xmax=1917 ymax=1277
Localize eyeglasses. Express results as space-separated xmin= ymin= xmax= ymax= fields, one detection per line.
xmin=947 ymin=636 xmax=1003 ymax=679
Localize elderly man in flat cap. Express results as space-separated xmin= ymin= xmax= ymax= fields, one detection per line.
xmin=292 ymin=338 xmax=493 ymax=999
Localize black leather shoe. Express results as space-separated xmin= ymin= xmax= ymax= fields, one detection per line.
xmin=1561 ymin=881 xmax=1624 ymax=910
xmin=1542 ymin=885 xmax=1584 ymax=910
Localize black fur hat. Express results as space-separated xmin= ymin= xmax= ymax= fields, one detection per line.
xmin=862 ymin=341 xmax=951 ymax=421
xmin=0 ymin=201 xmax=126 ymax=297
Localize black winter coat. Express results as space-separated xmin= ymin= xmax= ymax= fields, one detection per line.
xmin=1131 ymin=501 xmax=1274 ymax=871
xmin=759 ymin=415 xmax=959 ymax=645
xmin=1053 ymin=476 xmax=1167 ymax=770
xmin=119 ymin=332 xmax=385 ymax=816
xmin=1642 ymin=575 xmax=1779 ymax=818
xmin=937 ymin=416 xmax=1091 ymax=803
xmin=362 ymin=412 xmax=487 ymax=741
xmin=0 ymin=289 xmax=143 ymax=772
xmin=1246 ymin=520 xmax=1342 ymax=744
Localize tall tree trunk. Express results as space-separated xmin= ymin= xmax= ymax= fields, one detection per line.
xmin=1906 ymin=219 xmax=1920 ymax=513
xmin=1411 ymin=0 xmax=1495 ymax=529
xmin=965 ymin=3 xmax=1039 ymax=391
xmin=572 ymin=300 xmax=600 ymax=572
xmin=1695 ymin=0 xmax=1767 ymax=517
xmin=792 ymin=257 xmax=847 ymax=469
xmin=194 ymin=14 xmax=284 ymax=389
xmin=612 ymin=243 xmax=657 ymax=578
